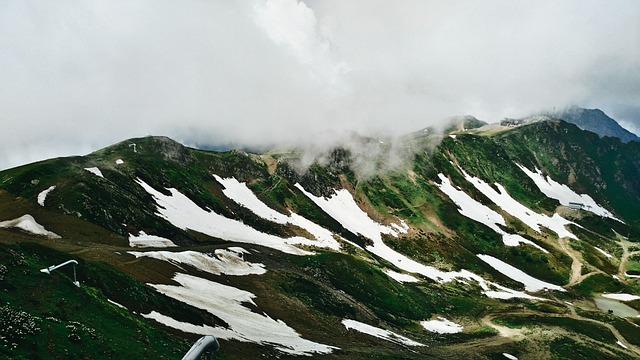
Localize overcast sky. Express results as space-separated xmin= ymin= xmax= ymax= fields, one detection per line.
xmin=1 ymin=0 xmax=639 ymax=170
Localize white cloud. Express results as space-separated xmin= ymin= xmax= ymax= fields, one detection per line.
xmin=0 ymin=0 xmax=639 ymax=169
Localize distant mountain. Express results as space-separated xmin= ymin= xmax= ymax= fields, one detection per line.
xmin=1 ymin=121 xmax=640 ymax=359
xmin=548 ymin=107 xmax=640 ymax=143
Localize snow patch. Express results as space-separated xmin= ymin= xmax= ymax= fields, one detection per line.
xmin=342 ymin=319 xmax=424 ymax=346
xmin=503 ymin=353 xmax=518 ymax=360
xmin=617 ymin=340 xmax=628 ymax=349
xmin=601 ymin=293 xmax=640 ymax=302
xmin=516 ymin=164 xmax=621 ymax=221
xmin=0 ymin=214 xmax=60 ymax=239
xmin=148 ymin=273 xmax=337 ymax=355
xmin=136 ymin=179 xmax=318 ymax=255
xmin=129 ymin=248 xmax=266 ymax=276
xmin=478 ymin=254 xmax=565 ymax=292
xmin=384 ymin=270 xmax=420 ymax=283
xmin=435 ymin=174 xmax=548 ymax=252
xmin=214 ymin=175 xmax=341 ymax=251
xmin=107 ymin=299 xmax=127 ymax=309
xmin=297 ymin=184 xmax=543 ymax=300
xmin=84 ymin=167 xmax=104 ymax=178
xmin=420 ymin=317 xmax=463 ymax=334
xmin=115 ymin=159 xmax=124 ymax=165
xmin=460 ymin=170 xmax=576 ymax=239
xmin=37 ymin=185 xmax=56 ymax=206
xmin=128 ymin=231 xmax=177 ymax=248
xmin=594 ymin=247 xmax=613 ymax=259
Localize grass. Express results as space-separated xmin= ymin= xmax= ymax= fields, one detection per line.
xmin=493 ymin=314 xmax=617 ymax=343
xmin=0 ymin=242 xmax=194 ymax=359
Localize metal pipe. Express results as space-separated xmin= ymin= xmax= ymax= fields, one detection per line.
xmin=181 ymin=335 xmax=220 ymax=360
xmin=40 ymin=260 xmax=79 ymax=275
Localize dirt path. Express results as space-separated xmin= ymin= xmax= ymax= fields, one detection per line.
xmin=481 ymin=308 xmax=640 ymax=358
xmin=558 ymin=238 xmax=584 ymax=287
xmin=618 ymin=237 xmax=640 ymax=279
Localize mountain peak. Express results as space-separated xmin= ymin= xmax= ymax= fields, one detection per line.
xmin=547 ymin=107 xmax=639 ymax=143
xmin=95 ymin=135 xmax=194 ymax=165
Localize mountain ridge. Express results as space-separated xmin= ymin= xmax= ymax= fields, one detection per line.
xmin=1 ymin=120 xmax=639 ymax=359
xmin=546 ymin=107 xmax=640 ymax=143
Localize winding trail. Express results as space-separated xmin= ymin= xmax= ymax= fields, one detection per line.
xmin=558 ymin=238 xmax=584 ymax=287
xmin=481 ymin=309 xmax=640 ymax=358
xmin=618 ymin=237 xmax=640 ymax=279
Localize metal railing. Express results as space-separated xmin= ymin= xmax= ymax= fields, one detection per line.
xmin=40 ymin=260 xmax=80 ymax=287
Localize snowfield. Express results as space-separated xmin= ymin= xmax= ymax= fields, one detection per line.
xmin=215 ymin=175 xmax=341 ymax=251
xmin=84 ymin=167 xmax=104 ymax=178
xmin=460 ymin=169 xmax=576 ymax=239
xmin=477 ymin=254 xmax=565 ymax=292
xmin=436 ymin=174 xmax=548 ymax=252
xmin=384 ymin=269 xmax=420 ymax=283
xmin=147 ymin=273 xmax=337 ymax=355
xmin=128 ymin=231 xmax=177 ymax=248
xmin=601 ymin=293 xmax=640 ymax=301
xmin=342 ymin=319 xmax=424 ymax=346
xmin=420 ymin=317 xmax=464 ymax=334
xmin=37 ymin=185 xmax=56 ymax=206
xmin=129 ymin=248 xmax=266 ymax=276
xmin=0 ymin=214 xmax=61 ymax=239
xmin=296 ymin=184 xmax=544 ymax=300
xmin=136 ymin=179 xmax=324 ymax=255
xmin=516 ymin=164 xmax=621 ymax=221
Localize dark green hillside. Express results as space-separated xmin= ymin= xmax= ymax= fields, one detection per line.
xmin=0 ymin=242 xmax=191 ymax=360
xmin=0 ymin=124 xmax=639 ymax=359
xmin=495 ymin=120 xmax=640 ymax=227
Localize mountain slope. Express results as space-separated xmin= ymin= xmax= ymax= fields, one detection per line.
xmin=548 ymin=107 xmax=640 ymax=143
xmin=1 ymin=124 xmax=639 ymax=359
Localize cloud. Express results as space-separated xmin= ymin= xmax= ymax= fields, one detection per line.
xmin=0 ymin=0 xmax=639 ymax=170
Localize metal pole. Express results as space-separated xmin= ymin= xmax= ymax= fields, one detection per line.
xmin=181 ymin=336 xmax=220 ymax=360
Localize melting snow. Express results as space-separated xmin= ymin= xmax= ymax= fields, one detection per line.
xmin=107 ymin=299 xmax=127 ymax=309
xmin=617 ymin=340 xmax=628 ymax=349
xmin=84 ymin=167 xmax=104 ymax=178
xmin=516 ymin=164 xmax=621 ymax=221
xmin=601 ymin=293 xmax=640 ymax=302
xmin=37 ymin=185 xmax=56 ymax=206
xmin=129 ymin=248 xmax=266 ymax=276
xmin=147 ymin=273 xmax=337 ymax=355
xmin=0 ymin=214 xmax=60 ymax=239
xmin=477 ymin=254 xmax=565 ymax=292
xmin=503 ymin=353 xmax=518 ymax=360
xmin=459 ymin=170 xmax=576 ymax=239
xmin=136 ymin=179 xmax=319 ymax=255
xmin=436 ymin=174 xmax=548 ymax=252
xmin=214 ymin=175 xmax=340 ymax=251
xmin=594 ymin=247 xmax=613 ymax=259
xmin=384 ymin=270 xmax=420 ymax=283
xmin=297 ymin=184 xmax=543 ymax=300
xmin=342 ymin=319 xmax=424 ymax=346
xmin=128 ymin=231 xmax=177 ymax=248
xmin=420 ymin=317 xmax=463 ymax=334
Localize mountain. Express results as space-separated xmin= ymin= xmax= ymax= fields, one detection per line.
xmin=547 ymin=107 xmax=640 ymax=143
xmin=1 ymin=122 xmax=639 ymax=359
